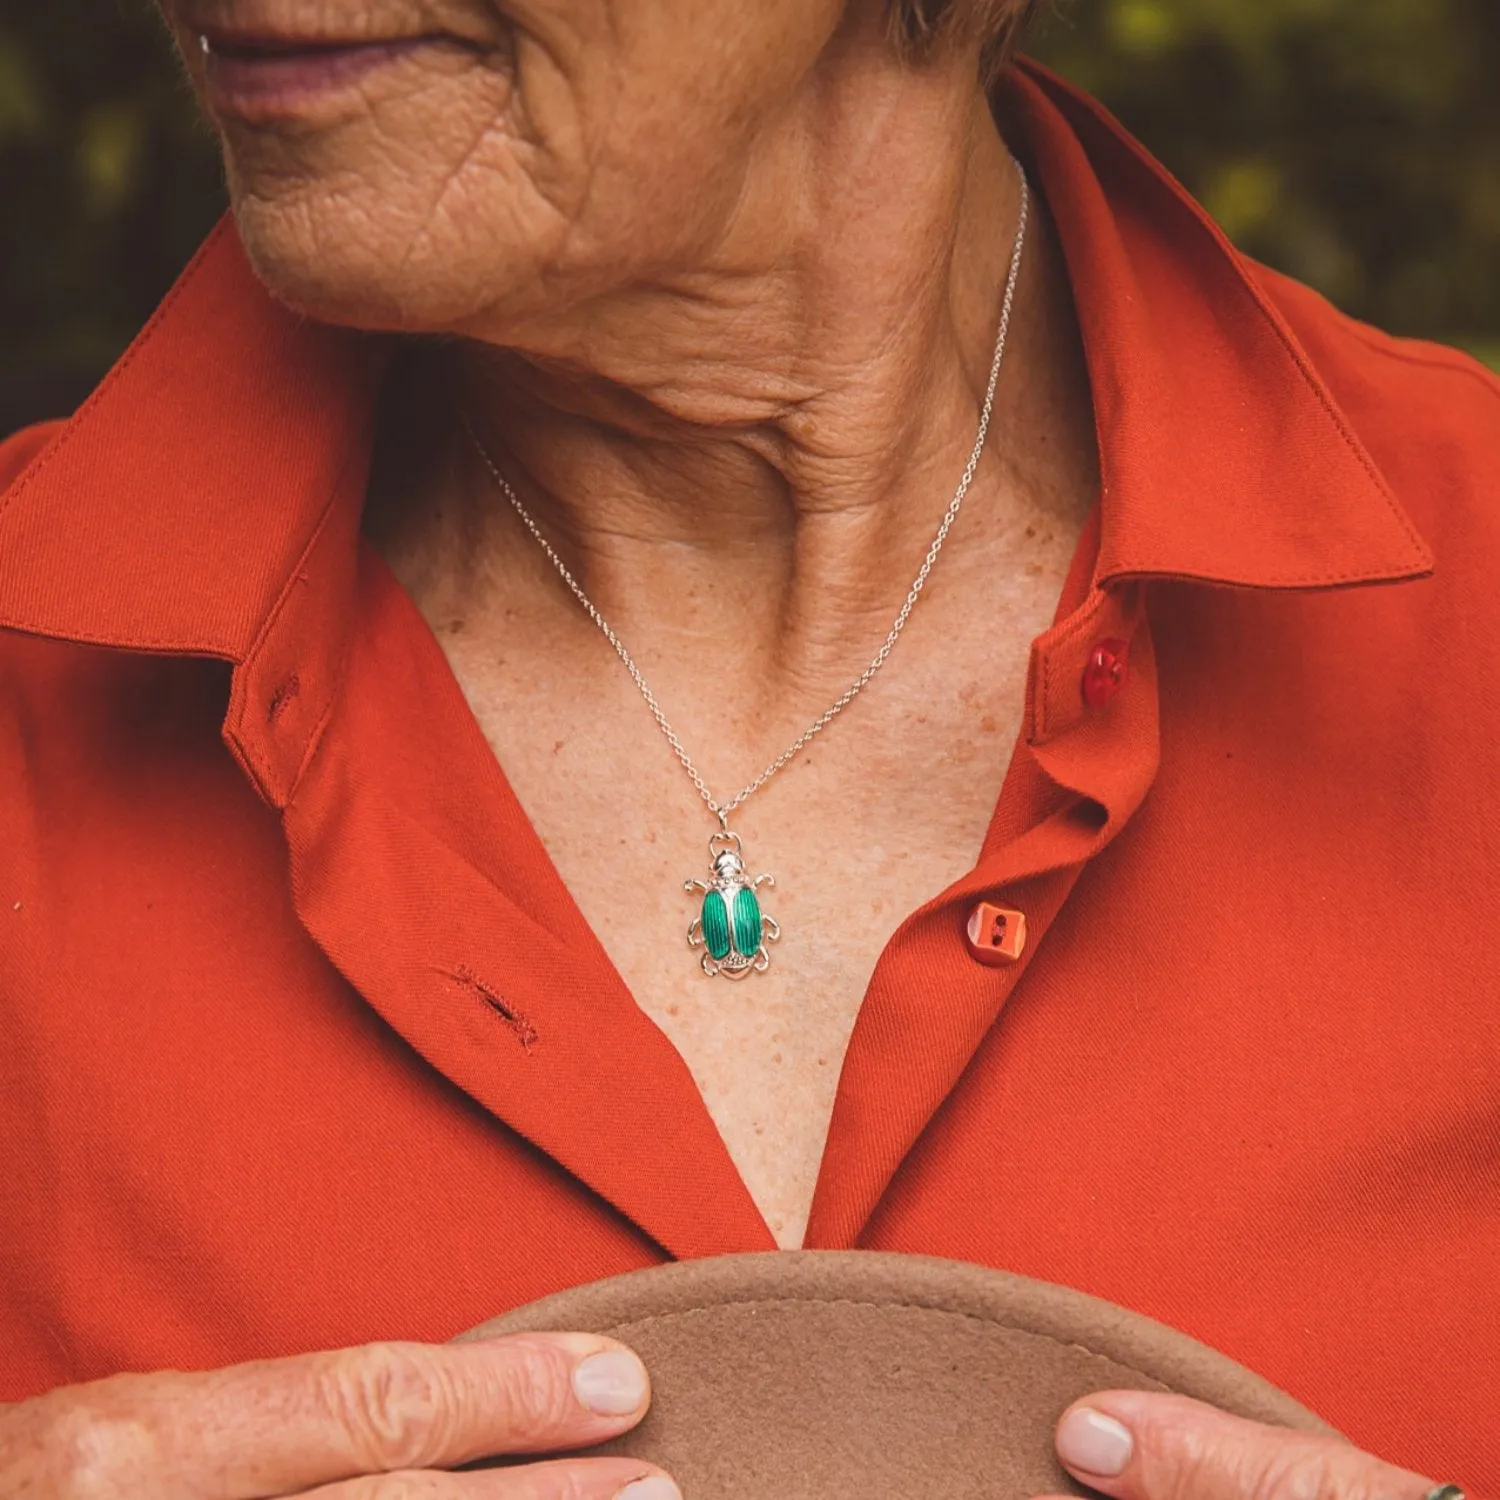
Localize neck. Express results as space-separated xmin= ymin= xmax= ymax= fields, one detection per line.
xmin=370 ymin=45 xmax=1095 ymax=700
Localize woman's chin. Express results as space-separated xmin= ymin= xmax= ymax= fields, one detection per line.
xmin=227 ymin=183 xmax=557 ymax=339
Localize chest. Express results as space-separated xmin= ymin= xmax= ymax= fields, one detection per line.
xmin=439 ymin=578 xmax=1065 ymax=1246
xmin=378 ymin=458 xmax=1091 ymax=1244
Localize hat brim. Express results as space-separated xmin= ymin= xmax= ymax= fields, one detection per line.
xmin=462 ymin=1251 xmax=1336 ymax=1498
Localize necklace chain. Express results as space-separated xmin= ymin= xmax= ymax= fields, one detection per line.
xmin=466 ymin=160 xmax=1030 ymax=830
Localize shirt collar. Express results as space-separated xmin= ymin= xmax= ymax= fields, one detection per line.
xmin=1002 ymin=60 xmax=1433 ymax=592
xmin=0 ymin=218 xmax=386 ymax=658
xmin=0 ymin=62 xmax=1432 ymax=659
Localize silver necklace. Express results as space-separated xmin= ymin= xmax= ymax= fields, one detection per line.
xmin=466 ymin=160 xmax=1030 ymax=979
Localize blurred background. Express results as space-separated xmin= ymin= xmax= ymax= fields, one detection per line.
xmin=1 ymin=0 xmax=1496 ymax=436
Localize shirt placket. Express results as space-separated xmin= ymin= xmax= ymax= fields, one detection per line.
xmin=227 ymin=503 xmax=778 ymax=1263
xmin=805 ymin=582 xmax=1161 ymax=1249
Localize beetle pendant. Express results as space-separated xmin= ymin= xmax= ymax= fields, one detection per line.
xmin=685 ymin=830 xmax=780 ymax=979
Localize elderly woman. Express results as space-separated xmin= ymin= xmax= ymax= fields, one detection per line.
xmin=0 ymin=0 xmax=1496 ymax=1494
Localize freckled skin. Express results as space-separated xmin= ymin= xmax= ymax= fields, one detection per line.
xmin=158 ymin=0 xmax=1098 ymax=1245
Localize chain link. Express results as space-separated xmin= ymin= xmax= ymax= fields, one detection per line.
xmin=465 ymin=160 xmax=1030 ymax=828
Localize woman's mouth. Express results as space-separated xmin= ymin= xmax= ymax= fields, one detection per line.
xmin=197 ymin=31 xmax=469 ymax=117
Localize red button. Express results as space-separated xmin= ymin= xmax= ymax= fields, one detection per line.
xmin=1082 ymin=638 xmax=1129 ymax=709
xmin=965 ymin=903 xmax=1028 ymax=967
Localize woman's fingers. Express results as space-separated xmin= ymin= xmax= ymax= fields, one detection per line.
xmin=1041 ymin=1391 xmax=1437 ymax=1500
xmin=4 ymin=1333 xmax=654 ymax=1499
xmin=303 ymin=1456 xmax=679 ymax=1499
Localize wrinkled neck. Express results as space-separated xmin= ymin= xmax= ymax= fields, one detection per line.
xmin=368 ymin=53 xmax=1094 ymax=697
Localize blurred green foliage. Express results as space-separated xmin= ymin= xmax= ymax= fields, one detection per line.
xmin=1 ymin=0 xmax=1496 ymax=434
xmin=0 ymin=2 xmax=224 ymax=432
xmin=1035 ymin=0 xmax=1500 ymax=368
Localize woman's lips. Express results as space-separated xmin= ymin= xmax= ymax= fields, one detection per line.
xmin=199 ymin=34 xmax=442 ymax=116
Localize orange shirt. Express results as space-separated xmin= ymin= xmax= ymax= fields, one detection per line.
xmin=1 ymin=62 xmax=1496 ymax=1488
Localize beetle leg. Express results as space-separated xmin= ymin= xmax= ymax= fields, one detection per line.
xmin=687 ymin=917 xmax=704 ymax=948
xmin=754 ymin=873 xmax=776 ymax=890
xmin=762 ymin=916 xmax=781 ymax=943
xmin=700 ymin=951 xmax=719 ymax=977
xmin=684 ymin=878 xmax=710 ymax=894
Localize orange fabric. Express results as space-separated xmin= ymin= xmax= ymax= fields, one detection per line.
xmin=1 ymin=60 xmax=1496 ymax=1488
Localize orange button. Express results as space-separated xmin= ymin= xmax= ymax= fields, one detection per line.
xmin=966 ymin=903 xmax=1028 ymax=967
xmin=1083 ymin=638 xmax=1129 ymax=709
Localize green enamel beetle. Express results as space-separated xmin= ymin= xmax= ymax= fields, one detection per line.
xmin=685 ymin=832 xmax=779 ymax=978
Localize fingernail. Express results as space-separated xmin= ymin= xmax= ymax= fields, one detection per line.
xmin=572 ymin=1348 xmax=649 ymax=1416
xmin=615 ymin=1477 xmax=681 ymax=1500
xmin=1056 ymin=1406 xmax=1133 ymax=1477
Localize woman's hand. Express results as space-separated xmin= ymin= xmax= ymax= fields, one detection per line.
xmin=1045 ymin=1392 xmax=1442 ymax=1500
xmin=0 ymin=1334 xmax=677 ymax=1498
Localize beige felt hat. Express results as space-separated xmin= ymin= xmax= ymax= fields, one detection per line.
xmin=473 ymin=1250 xmax=1336 ymax=1498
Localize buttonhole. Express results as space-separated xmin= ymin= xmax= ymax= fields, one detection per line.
xmin=449 ymin=965 xmax=539 ymax=1052
xmin=1074 ymin=797 xmax=1108 ymax=832
xmin=267 ymin=674 xmax=302 ymax=725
